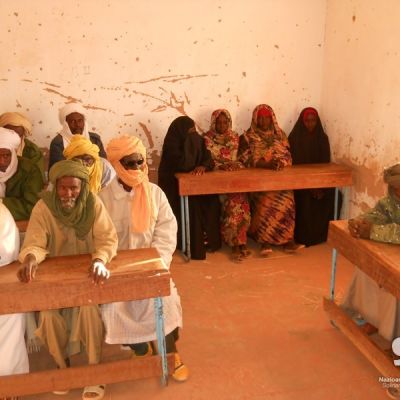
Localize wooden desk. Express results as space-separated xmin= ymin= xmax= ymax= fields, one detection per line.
xmin=0 ymin=248 xmax=174 ymax=398
xmin=176 ymin=163 xmax=353 ymax=260
xmin=325 ymin=220 xmax=400 ymax=378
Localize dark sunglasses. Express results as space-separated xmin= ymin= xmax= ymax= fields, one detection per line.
xmin=122 ymin=159 xmax=144 ymax=167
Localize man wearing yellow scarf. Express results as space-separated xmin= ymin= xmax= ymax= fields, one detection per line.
xmin=100 ymin=135 xmax=189 ymax=382
xmin=63 ymin=135 xmax=115 ymax=194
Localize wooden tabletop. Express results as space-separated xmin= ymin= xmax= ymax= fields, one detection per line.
xmin=0 ymin=248 xmax=170 ymax=314
xmin=328 ymin=220 xmax=400 ymax=299
xmin=176 ymin=163 xmax=353 ymax=196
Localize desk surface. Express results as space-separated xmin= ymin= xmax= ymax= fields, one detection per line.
xmin=0 ymin=248 xmax=170 ymax=314
xmin=176 ymin=163 xmax=353 ymax=196
xmin=328 ymin=220 xmax=400 ymax=299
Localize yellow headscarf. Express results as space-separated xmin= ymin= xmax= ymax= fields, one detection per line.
xmin=63 ymin=135 xmax=103 ymax=194
xmin=107 ymin=135 xmax=154 ymax=233
xmin=0 ymin=112 xmax=33 ymax=156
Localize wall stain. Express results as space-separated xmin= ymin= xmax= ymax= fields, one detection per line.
xmin=184 ymin=92 xmax=191 ymax=105
xmin=138 ymin=122 xmax=154 ymax=149
xmin=0 ymin=79 xmax=8 ymax=81
xmin=43 ymin=88 xmax=81 ymax=103
xmin=41 ymin=81 xmax=61 ymax=88
xmin=336 ymin=156 xmax=385 ymax=199
xmin=124 ymin=113 xmax=134 ymax=116
xmin=84 ymin=105 xmax=109 ymax=112
xmin=16 ymin=100 xmax=22 ymax=108
xmin=21 ymin=79 xmax=33 ymax=83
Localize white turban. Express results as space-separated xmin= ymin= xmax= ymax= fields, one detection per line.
xmin=0 ymin=128 xmax=20 ymax=197
xmin=58 ymin=103 xmax=90 ymax=148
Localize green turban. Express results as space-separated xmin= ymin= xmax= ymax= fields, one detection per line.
xmin=384 ymin=163 xmax=400 ymax=189
xmin=42 ymin=160 xmax=95 ymax=239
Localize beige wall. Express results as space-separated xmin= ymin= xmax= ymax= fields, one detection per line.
xmin=0 ymin=0 xmax=327 ymax=180
xmin=321 ymin=0 xmax=400 ymax=215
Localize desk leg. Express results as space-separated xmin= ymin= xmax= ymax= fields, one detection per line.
xmin=330 ymin=188 xmax=340 ymax=300
xmin=333 ymin=187 xmax=339 ymax=220
xmin=184 ymin=196 xmax=191 ymax=261
xmin=154 ymin=297 xmax=168 ymax=386
xmin=180 ymin=196 xmax=186 ymax=254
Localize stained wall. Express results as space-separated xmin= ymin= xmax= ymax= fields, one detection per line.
xmin=0 ymin=0 xmax=327 ymax=181
xmin=321 ymin=0 xmax=400 ymax=215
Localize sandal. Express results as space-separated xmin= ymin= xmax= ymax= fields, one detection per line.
xmin=82 ymin=385 xmax=105 ymax=400
xmin=231 ymin=246 xmax=244 ymax=263
xmin=260 ymin=244 xmax=273 ymax=257
xmin=240 ymin=245 xmax=251 ymax=258
xmin=282 ymin=241 xmax=305 ymax=253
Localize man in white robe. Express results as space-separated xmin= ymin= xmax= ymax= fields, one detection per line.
xmin=0 ymin=203 xmax=29 ymax=378
xmin=99 ymin=135 xmax=189 ymax=382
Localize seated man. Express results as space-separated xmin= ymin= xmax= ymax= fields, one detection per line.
xmin=0 ymin=128 xmax=44 ymax=221
xmin=343 ymin=163 xmax=400 ymax=341
xmin=17 ymin=160 xmax=117 ymax=400
xmin=63 ymin=134 xmax=115 ymax=193
xmin=100 ymin=135 xmax=189 ymax=382
xmin=0 ymin=111 xmax=45 ymax=178
xmin=49 ymin=103 xmax=107 ymax=171
xmin=0 ymin=203 xmax=29 ymax=383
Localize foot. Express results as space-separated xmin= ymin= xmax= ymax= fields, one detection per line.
xmin=387 ymin=387 xmax=400 ymax=399
xmin=231 ymin=246 xmax=244 ymax=263
xmin=130 ymin=342 xmax=153 ymax=358
xmin=260 ymin=244 xmax=273 ymax=257
xmin=282 ymin=241 xmax=305 ymax=253
xmin=82 ymin=385 xmax=105 ymax=399
xmin=239 ymin=245 xmax=251 ymax=258
xmin=172 ymin=353 xmax=189 ymax=382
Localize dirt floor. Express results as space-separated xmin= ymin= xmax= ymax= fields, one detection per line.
xmin=25 ymin=241 xmax=390 ymax=399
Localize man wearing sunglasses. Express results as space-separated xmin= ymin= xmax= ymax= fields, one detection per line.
xmin=99 ymin=135 xmax=189 ymax=382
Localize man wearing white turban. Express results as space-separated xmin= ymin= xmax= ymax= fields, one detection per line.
xmin=0 ymin=128 xmax=44 ymax=220
xmin=48 ymin=103 xmax=107 ymax=170
xmin=0 ymin=111 xmax=45 ymax=178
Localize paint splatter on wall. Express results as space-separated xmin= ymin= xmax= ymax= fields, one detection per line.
xmin=0 ymin=0 xmax=326 ymax=183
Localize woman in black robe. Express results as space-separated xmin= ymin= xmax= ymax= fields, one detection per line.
xmin=288 ymin=107 xmax=341 ymax=246
xmin=158 ymin=116 xmax=221 ymax=260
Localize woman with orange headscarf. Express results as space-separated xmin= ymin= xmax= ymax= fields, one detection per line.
xmin=238 ymin=104 xmax=303 ymax=256
xmin=204 ymin=109 xmax=251 ymax=262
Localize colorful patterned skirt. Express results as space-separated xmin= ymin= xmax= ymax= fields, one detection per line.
xmin=220 ymin=193 xmax=251 ymax=246
xmin=249 ymin=190 xmax=295 ymax=245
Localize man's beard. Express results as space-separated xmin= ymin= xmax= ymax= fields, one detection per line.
xmin=59 ymin=198 xmax=77 ymax=210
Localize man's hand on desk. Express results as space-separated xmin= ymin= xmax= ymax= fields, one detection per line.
xmin=190 ymin=166 xmax=206 ymax=176
xmin=17 ymin=254 xmax=38 ymax=283
xmin=89 ymin=259 xmax=110 ymax=286
xmin=348 ymin=219 xmax=372 ymax=239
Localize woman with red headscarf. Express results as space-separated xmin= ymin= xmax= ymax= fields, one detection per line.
xmin=238 ymin=104 xmax=302 ymax=256
xmin=288 ymin=107 xmax=340 ymax=246
xmin=204 ymin=109 xmax=251 ymax=262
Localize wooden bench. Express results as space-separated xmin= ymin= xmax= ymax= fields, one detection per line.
xmin=0 ymin=248 xmax=174 ymax=398
xmin=176 ymin=163 xmax=353 ymax=260
xmin=324 ymin=220 xmax=400 ymax=378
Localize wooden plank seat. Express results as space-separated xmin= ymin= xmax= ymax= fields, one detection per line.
xmin=0 ymin=248 xmax=174 ymax=397
xmin=175 ymin=162 xmax=353 ymax=260
xmin=325 ymin=220 xmax=400 ymax=378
